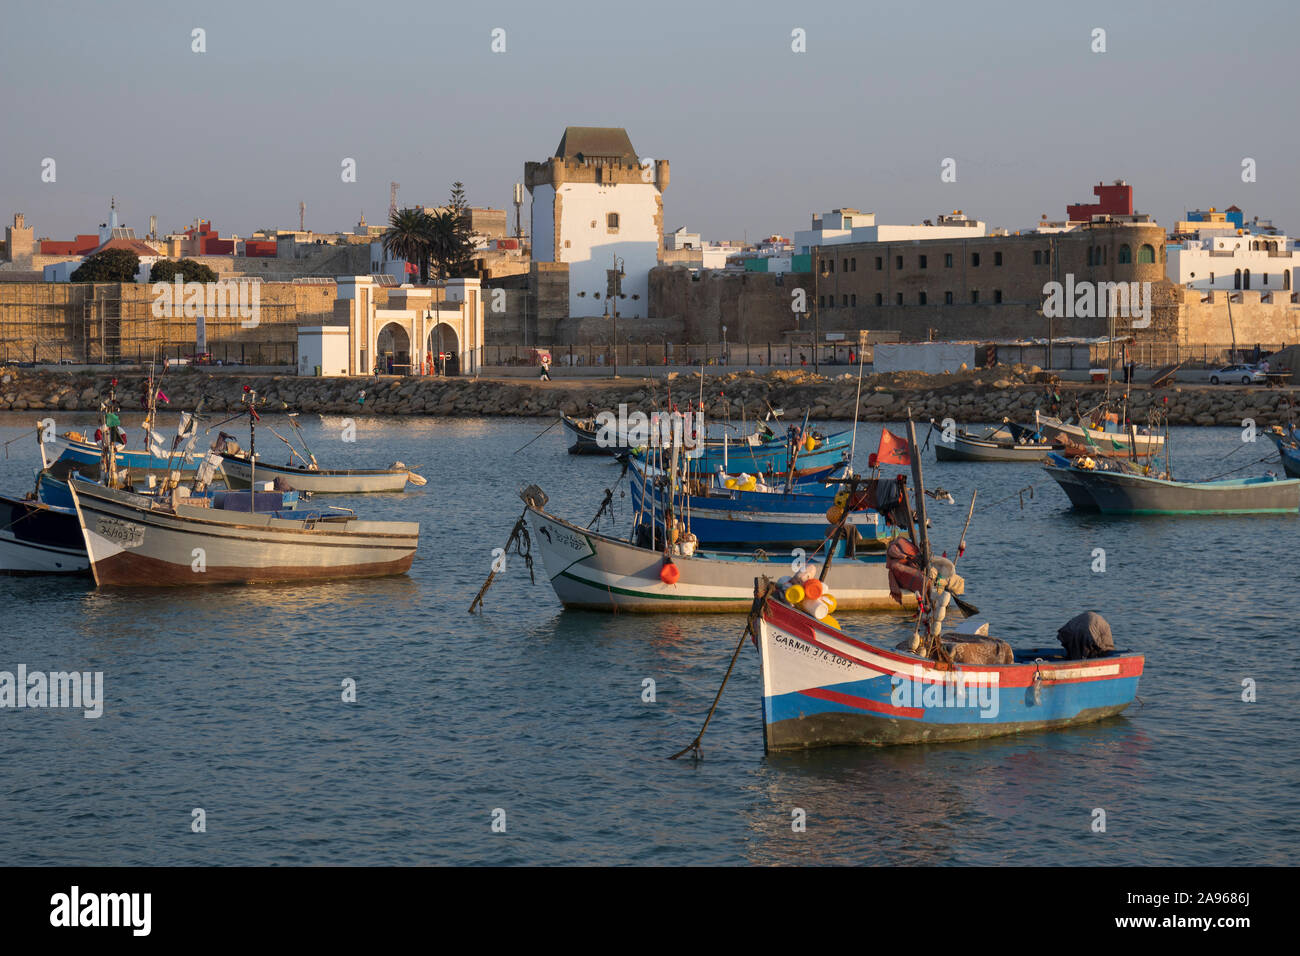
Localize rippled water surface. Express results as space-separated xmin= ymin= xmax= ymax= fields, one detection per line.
xmin=1 ymin=410 xmax=1296 ymax=865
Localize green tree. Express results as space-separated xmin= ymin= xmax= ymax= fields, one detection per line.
xmin=150 ymin=258 xmax=219 ymax=284
xmin=383 ymin=207 xmax=431 ymax=283
xmin=69 ymin=248 xmax=140 ymax=283
xmin=433 ymin=182 xmax=479 ymax=279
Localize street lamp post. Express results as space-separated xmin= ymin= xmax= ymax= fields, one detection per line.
xmin=722 ymin=324 xmax=728 ymax=366
xmin=610 ymin=254 xmax=625 ymax=379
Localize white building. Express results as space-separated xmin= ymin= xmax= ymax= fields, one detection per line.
xmin=525 ymin=127 xmax=669 ymax=319
xmin=794 ymin=210 xmax=985 ymax=254
xmin=1166 ymin=234 xmax=1297 ymax=293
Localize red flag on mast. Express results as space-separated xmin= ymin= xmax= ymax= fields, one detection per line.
xmin=874 ymin=428 xmax=911 ymax=466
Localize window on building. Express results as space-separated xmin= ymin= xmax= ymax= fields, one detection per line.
xmin=1244 ymin=269 xmax=1251 ymax=289
xmin=1087 ymin=248 xmax=1093 ymax=267
xmin=1045 ymin=249 xmax=1051 ymax=265
xmin=1118 ymin=244 xmax=1132 ymax=263
xmin=851 ymin=258 xmax=857 ymax=272
xmin=944 ymin=291 xmax=953 ymax=305
xmin=971 ymin=252 xmax=980 ymax=267
xmin=818 ymin=295 xmax=825 ymax=307
xmin=944 ymin=253 xmax=953 ymax=268
xmin=994 ymin=289 xmax=1003 ymax=303
xmin=896 ymin=292 xmax=903 ymax=305
xmin=971 ymin=290 xmax=979 ymax=304
xmin=850 ymin=293 xmax=857 ymax=305
xmin=843 ymin=258 xmax=849 ymax=272
xmin=895 ymin=255 xmax=903 ymax=269
xmin=1234 ymin=269 xmax=1242 ymax=289
xmin=994 ymin=251 xmax=1003 ymax=266
xmin=875 ymin=293 xmax=883 ymax=306
xmin=919 ymin=292 xmax=927 ymax=305
xmin=1286 ymin=271 xmax=1292 ymax=291
xmin=1033 ymin=251 xmax=1042 ymax=265
xmin=828 ymin=259 xmax=834 ymax=273
xmin=1138 ymin=244 xmax=1155 ymax=264
xmin=606 ymin=213 xmax=619 ymax=230
xmin=919 ymin=255 xmax=928 ymax=268
xmin=842 ymin=294 xmax=849 ymax=306
xmin=875 ymin=256 xmax=883 ymax=270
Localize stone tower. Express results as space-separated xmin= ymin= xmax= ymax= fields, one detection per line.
xmin=525 ymin=127 xmax=669 ymax=320
xmin=4 ymin=213 xmax=35 ymax=266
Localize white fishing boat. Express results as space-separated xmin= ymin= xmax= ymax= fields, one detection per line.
xmin=68 ymin=478 xmax=420 ymax=587
xmin=521 ymin=486 xmax=910 ymax=613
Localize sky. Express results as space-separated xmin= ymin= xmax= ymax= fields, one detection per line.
xmin=2 ymin=0 xmax=1296 ymax=243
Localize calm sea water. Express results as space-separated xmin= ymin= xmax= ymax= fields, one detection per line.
xmin=1 ymin=409 xmax=1296 ymax=865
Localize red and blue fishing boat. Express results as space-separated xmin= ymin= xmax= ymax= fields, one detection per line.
xmin=756 ymin=596 xmax=1144 ymax=750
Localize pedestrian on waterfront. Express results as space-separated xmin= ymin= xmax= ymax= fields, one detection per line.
xmin=540 ymin=357 xmax=551 ymax=381
xmin=800 ymin=353 xmax=807 ymax=368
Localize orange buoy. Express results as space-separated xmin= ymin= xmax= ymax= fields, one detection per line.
xmin=660 ymin=561 xmax=680 ymax=584
xmin=803 ymin=578 xmax=824 ymax=601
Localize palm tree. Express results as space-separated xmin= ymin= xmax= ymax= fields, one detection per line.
xmin=383 ymin=207 xmax=431 ymax=283
xmin=425 ymin=209 xmax=466 ymax=281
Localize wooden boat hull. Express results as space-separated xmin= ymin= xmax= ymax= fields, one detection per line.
xmin=68 ymin=479 xmax=419 ymax=587
xmin=758 ymin=598 xmax=1143 ymax=751
xmin=524 ymin=503 xmax=910 ymax=613
xmin=220 ymin=455 xmax=410 ymax=493
xmin=1043 ymin=461 xmax=1300 ymax=514
xmin=0 ymin=494 xmax=89 ymax=575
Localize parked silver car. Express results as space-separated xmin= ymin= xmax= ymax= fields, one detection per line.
xmin=1209 ymin=364 xmax=1268 ymax=385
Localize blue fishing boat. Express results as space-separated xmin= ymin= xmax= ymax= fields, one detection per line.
xmin=49 ymin=430 xmax=202 ymax=476
xmin=756 ymin=594 xmax=1144 ymax=750
xmin=628 ymin=459 xmax=894 ymax=549
xmin=636 ymin=428 xmax=852 ymax=477
xmin=1266 ymin=425 xmax=1300 ymax=478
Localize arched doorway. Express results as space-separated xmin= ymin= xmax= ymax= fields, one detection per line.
xmin=428 ymin=324 xmax=460 ymax=376
xmin=376 ymin=322 xmax=411 ymax=375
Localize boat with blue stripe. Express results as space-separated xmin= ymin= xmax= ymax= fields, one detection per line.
xmin=628 ymin=459 xmax=892 ymax=549
xmin=757 ymin=591 xmax=1144 ymax=750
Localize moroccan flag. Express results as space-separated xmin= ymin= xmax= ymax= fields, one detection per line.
xmin=875 ymin=428 xmax=911 ymax=466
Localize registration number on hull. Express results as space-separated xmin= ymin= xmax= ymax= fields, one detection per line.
xmin=96 ymin=517 xmax=146 ymax=549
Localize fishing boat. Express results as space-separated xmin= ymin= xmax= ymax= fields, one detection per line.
xmin=1034 ymin=411 xmax=1164 ymax=458
xmin=218 ymin=451 xmax=416 ymax=494
xmin=750 ymin=418 xmax=1143 ymax=751
xmin=67 ymin=477 xmax=420 ymax=587
xmin=215 ymin=412 xmax=423 ymax=493
xmin=520 ymin=486 xmax=910 ymax=612
xmin=627 ymin=459 xmax=893 ymax=550
xmin=1266 ymin=425 xmax=1300 ymax=478
xmin=756 ymin=594 xmax=1144 ymax=750
xmin=49 ymin=430 xmax=202 ymax=477
xmin=1042 ymin=452 xmax=1299 ymax=515
xmin=0 ymin=493 xmax=89 ymax=575
xmin=933 ymin=420 xmax=1065 ymax=462
xmin=36 ymin=469 xmax=301 ymax=513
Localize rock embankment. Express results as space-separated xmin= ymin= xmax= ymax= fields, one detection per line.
xmin=1 ymin=365 xmax=1295 ymax=426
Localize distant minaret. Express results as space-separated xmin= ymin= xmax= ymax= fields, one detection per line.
xmin=299 ymin=201 xmax=305 ymax=233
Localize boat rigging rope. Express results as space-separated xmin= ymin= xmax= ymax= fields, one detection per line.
xmin=513 ymin=416 xmax=562 ymax=455
xmin=468 ymin=509 xmax=534 ymax=613
xmin=2 ymin=426 xmax=41 ymax=458
xmin=670 ymin=579 xmax=775 ymax=760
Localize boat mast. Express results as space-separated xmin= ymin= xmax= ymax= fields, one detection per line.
xmin=848 ymin=346 xmax=866 ymax=475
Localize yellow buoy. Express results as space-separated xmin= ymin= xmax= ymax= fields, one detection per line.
xmin=822 ymin=614 xmax=840 ymax=630
xmin=785 ymin=584 xmax=805 ymax=604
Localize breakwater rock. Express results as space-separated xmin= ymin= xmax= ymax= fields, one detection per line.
xmin=1 ymin=365 xmax=1295 ymax=427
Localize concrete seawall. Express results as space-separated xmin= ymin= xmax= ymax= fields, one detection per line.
xmin=2 ymin=365 xmax=1296 ymax=426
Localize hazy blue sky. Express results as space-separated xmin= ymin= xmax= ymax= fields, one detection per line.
xmin=2 ymin=0 xmax=1296 ymax=242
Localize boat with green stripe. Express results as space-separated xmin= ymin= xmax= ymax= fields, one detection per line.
xmin=521 ymin=486 xmax=911 ymax=613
